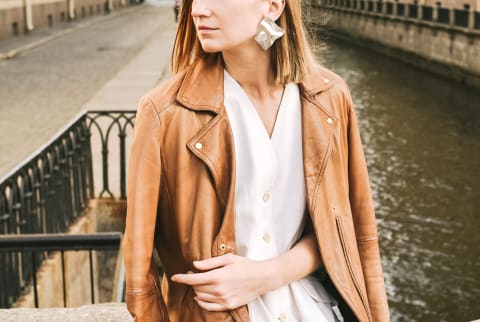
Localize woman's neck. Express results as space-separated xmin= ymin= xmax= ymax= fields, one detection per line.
xmin=222 ymin=42 xmax=281 ymax=99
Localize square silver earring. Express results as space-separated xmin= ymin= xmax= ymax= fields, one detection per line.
xmin=254 ymin=17 xmax=285 ymax=50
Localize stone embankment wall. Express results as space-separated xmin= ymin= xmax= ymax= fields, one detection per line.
xmin=313 ymin=1 xmax=480 ymax=88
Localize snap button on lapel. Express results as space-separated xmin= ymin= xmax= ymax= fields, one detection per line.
xmin=327 ymin=117 xmax=333 ymax=124
xmin=219 ymin=244 xmax=226 ymax=251
xmin=194 ymin=142 xmax=203 ymax=149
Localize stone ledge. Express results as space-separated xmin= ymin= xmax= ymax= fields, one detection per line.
xmin=0 ymin=303 xmax=133 ymax=322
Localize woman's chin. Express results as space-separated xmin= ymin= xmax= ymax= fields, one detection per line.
xmin=200 ymin=42 xmax=223 ymax=53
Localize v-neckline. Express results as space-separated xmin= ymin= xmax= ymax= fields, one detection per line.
xmin=224 ymin=70 xmax=288 ymax=141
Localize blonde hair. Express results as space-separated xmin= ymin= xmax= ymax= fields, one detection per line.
xmin=171 ymin=0 xmax=319 ymax=84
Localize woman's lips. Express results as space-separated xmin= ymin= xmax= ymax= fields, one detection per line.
xmin=197 ymin=26 xmax=218 ymax=32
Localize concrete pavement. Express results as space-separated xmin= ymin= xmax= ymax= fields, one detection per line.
xmin=83 ymin=0 xmax=176 ymax=110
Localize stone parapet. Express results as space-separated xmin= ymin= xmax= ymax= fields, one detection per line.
xmin=0 ymin=303 xmax=133 ymax=322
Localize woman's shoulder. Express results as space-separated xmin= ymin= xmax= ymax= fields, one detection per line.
xmin=138 ymin=69 xmax=189 ymax=115
xmin=307 ymin=63 xmax=351 ymax=95
xmin=304 ymin=63 xmax=354 ymax=115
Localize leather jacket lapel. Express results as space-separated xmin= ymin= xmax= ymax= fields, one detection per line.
xmin=178 ymin=57 xmax=235 ymax=213
xmin=186 ymin=111 xmax=235 ymax=210
xmin=300 ymin=85 xmax=338 ymax=216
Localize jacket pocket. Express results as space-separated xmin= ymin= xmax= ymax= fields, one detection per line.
xmin=335 ymin=216 xmax=372 ymax=322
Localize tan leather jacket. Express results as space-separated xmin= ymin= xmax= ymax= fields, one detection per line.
xmin=123 ymin=57 xmax=390 ymax=322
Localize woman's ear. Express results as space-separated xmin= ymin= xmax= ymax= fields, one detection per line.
xmin=268 ymin=0 xmax=286 ymax=21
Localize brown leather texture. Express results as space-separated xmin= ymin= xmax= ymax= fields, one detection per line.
xmin=123 ymin=57 xmax=391 ymax=322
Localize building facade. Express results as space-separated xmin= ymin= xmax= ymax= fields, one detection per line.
xmin=0 ymin=0 xmax=139 ymax=41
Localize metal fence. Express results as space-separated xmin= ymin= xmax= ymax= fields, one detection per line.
xmin=408 ymin=4 xmax=418 ymax=18
xmin=422 ymin=6 xmax=434 ymax=21
xmin=0 ymin=110 xmax=136 ymax=308
xmin=0 ymin=233 xmax=122 ymax=308
xmin=0 ymin=116 xmax=93 ymax=237
xmin=317 ymin=1 xmax=480 ymax=29
xmin=438 ymin=8 xmax=450 ymax=24
xmin=454 ymin=9 xmax=469 ymax=27
xmin=397 ymin=3 xmax=405 ymax=16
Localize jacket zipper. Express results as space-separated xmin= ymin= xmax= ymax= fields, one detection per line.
xmin=335 ymin=217 xmax=372 ymax=322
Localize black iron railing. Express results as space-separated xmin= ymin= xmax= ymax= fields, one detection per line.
xmin=408 ymin=4 xmax=418 ymax=18
xmin=0 ymin=116 xmax=93 ymax=236
xmin=397 ymin=3 xmax=405 ymax=16
xmin=454 ymin=9 xmax=469 ymax=27
xmin=0 ymin=110 xmax=136 ymax=308
xmin=0 ymin=233 xmax=122 ymax=308
xmin=422 ymin=5 xmax=433 ymax=21
xmin=86 ymin=111 xmax=136 ymax=199
xmin=438 ymin=7 xmax=450 ymax=24
xmin=317 ymin=1 xmax=480 ymax=31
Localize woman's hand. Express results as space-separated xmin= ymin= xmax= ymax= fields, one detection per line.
xmin=171 ymin=253 xmax=273 ymax=311
xmin=170 ymin=233 xmax=322 ymax=312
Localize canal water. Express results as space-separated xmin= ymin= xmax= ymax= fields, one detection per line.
xmin=319 ymin=37 xmax=480 ymax=322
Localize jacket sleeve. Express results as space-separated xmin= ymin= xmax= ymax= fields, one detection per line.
xmin=123 ymin=96 xmax=170 ymax=322
xmin=344 ymin=82 xmax=390 ymax=322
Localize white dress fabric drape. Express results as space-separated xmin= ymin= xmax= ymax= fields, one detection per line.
xmin=223 ymin=70 xmax=339 ymax=322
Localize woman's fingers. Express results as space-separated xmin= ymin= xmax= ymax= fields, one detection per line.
xmin=195 ymin=297 xmax=232 ymax=311
xmin=172 ymin=254 xmax=238 ymax=285
xmin=193 ymin=290 xmax=219 ymax=302
xmin=193 ymin=253 xmax=236 ymax=270
xmin=171 ymin=270 xmax=215 ymax=285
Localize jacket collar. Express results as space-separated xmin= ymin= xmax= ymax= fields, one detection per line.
xmin=176 ymin=56 xmax=337 ymax=115
xmin=176 ymin=56 xmax=225 ymax=114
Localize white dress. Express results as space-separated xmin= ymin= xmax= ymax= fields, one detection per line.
xmin=223 ymin=70 xmax=340 ymax=322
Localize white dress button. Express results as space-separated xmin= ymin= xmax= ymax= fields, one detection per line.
xmin=262 ymin=232 xmax=272 ymax=243
xmin=262 ymin=192 xmax=270 ymax=202
xmin=323 ymin=77 xmax=330 ymax=84
xmin=278 ymin=312 xmax=288 ymax=322
xmin=327 ymin=117 xmax=333 ymax=124
xmin=194 ymin=142 xmax=203 ymax=149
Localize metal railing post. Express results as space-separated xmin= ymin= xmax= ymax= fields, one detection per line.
xmin=89 ymin=249 xmax=95 ymax=304
xmin=31 ymin=251 xmax=38 ymax=308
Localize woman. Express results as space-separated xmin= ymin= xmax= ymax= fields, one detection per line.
xmin=123 ymin=0 xmax=390 ymax=321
